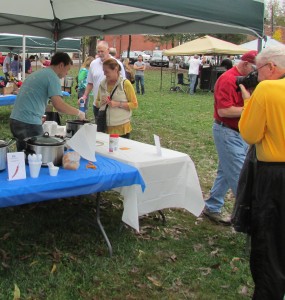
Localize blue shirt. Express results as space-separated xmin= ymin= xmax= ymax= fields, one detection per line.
xmin=10 ymin=68 xmax=62 ymax=125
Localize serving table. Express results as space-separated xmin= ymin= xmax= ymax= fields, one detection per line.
xmin=95 ymin=133 xmax=205 ymax=232
xmin=0 ymin=154 xmax=145 ymax=256
xmin=0 ymin=91 xmax=70 ymax=107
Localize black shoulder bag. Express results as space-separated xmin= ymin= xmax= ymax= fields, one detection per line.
xmin=231 ymin=145 xmax=257 ymax=234
xmin=96 ymin=85 xmax=118 ymax=133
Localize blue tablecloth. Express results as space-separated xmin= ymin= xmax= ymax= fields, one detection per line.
xmin=0 ymin=91 xmax=70 ymax=107
xmin=0 ymin=154 xmax=145 ymax=208
xmin=0 ymin=94 xmax=16 ymax=106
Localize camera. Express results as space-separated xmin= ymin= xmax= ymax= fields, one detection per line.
xmin=236 ymin=71 xmax=259 ymax=91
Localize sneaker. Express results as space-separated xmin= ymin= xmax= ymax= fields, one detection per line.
xmin=203 ymin=209 xmax=231 ymax=226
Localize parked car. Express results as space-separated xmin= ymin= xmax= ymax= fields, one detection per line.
xmin=121 ymin=51 xmax=137 ymax=64
xmin=143 ymin=50 xmax=153 ymax=57
xmin=134 ymin=51 xmax=151 ymax=62
xmin=149 ymin=51 xmax=169 ymax=67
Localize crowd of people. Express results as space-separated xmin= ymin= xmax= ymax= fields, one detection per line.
xmin=6 ymin=40 xmax=285 ymax=298
xmin=2 ymin=54 xmax=50 ymax=81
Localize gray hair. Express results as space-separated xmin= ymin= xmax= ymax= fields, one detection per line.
xmin=96 ymin=40 xmax=109 ymax=50
xmin=256 ymin=45 xmax=285 ymax=69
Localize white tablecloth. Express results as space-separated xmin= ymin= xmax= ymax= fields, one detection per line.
xmin=95 ymin=133 xmax=205 ymax=231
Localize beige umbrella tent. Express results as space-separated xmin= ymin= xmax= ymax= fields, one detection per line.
xmin=164 ymin=35 xmax=250 ymax=92
xmin=163 ymin=35 xmax=250 ymax=56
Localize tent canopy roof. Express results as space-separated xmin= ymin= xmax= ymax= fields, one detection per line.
xmin=240 ymin=36 xmax=285 ymax=50
xmin=0 ymin=0 xmax=264 ymax=40
xmin=163 ymin=35 xmax=250 ymax=56
xmin=0 ymin=35 xmax=81 ymax=53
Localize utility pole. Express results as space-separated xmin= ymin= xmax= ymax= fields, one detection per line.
xmin=271 ymin=4 xmax=274 ymax=36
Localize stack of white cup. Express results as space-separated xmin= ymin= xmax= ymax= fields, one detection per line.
xmin=28 ymin=154 xmax=42 ymax=178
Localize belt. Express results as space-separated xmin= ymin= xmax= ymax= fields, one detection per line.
xmin=214 ymin=119 xmax=239 ymax=133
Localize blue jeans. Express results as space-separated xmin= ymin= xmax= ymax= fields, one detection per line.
xmin=205 ymin=122 xmax=248 ymax=213
xmin=135 ymin=75 xmax=145 ymax=94
xmin=189 ymin=74 xmax=197 ymax=94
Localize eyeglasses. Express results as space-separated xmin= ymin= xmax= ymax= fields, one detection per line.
xmin=255 ymin=62 xmax=277 ymax=71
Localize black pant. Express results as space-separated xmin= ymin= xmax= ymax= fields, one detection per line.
xmin=250 ymin=162 xmax=285 ymax=299
xmin=10 ymin=118 xmax=43 ymax=151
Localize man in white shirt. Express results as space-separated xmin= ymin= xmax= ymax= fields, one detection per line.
xmin=80 ymin=41 xmax=125 ymax=119
xmin=3 ymin=53 xmax=12 ymax=81
xmin=188 ymin=55 xmax=202 ymax=95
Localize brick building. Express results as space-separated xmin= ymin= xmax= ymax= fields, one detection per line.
xmin=104 ymin=28 xmax=285 ymax=58
xmin=104 ymin=35 xmax=174 ymax=58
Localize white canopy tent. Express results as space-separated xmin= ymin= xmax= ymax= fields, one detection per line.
xmin=240 ymin=36 xmax=285 ymax=50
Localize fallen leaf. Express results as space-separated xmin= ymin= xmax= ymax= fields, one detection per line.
xmin=138 ymin=250 xmax=145 ymax=259
xmin=0 ymin=248 xmax=9 ymax=260
xmin=51 ymin=263 xmax=57 ymax=274
xmin=170 ymin=254 xmax=177 ymax=262
xmin=147 ymin=276 xmax=162 ymax=287
xmin=29 ymin=261 xmax=38 ymax=266
xmin=198 ymin=267 xmax=211 ymax=276
xmin=130 ymin=267 xmax=139 ymax=273
xmin=193 ymin=244 xmax=204 ymax=252
xmin=19 ymin=255 xmax=32 ymax=261
xmin=0 ymin=232 xmax=11 ymax=240
xmin=221 ymin=285 xmax=230 ymax=289
xmin=230 ymin=257 xmax=241 ymax=272
xmin=2 ymin=262 xmax=10 ymax=269
xmin=239 ymin=285 xmax=249 ymax=296
xmin=13 ymin=284 xmax=20 ymax=300
xmin=210 ymin=248 xmax=220 ymax=257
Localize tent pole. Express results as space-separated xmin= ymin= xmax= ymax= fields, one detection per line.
xmin=160 ymin=66 xmax=162 ymax=91
xmin=22 ymin=35 xmax=26 ymax=81
xmin=257 ymin=38 xmax=262 ymax=52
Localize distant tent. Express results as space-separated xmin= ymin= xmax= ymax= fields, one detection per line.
xmin=0 ymin=34 xmax=81 ymax=53
xmin=240 ymin=36 xmax=284 ymax=50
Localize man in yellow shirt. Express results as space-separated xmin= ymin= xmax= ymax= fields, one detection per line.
xmin=239 ymin=45 xmax=285 ymax=299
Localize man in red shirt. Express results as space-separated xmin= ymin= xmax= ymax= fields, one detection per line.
xmin=203 ymin=50 xmax=258 ymax=225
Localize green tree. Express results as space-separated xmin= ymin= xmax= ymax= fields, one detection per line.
xmin=211 ymin=34 xmax=247 ymax=45
xmin=145 ymin=33 xmax=203 ymax=48
xmin=265 ymin=0 xmax=285 ymax=27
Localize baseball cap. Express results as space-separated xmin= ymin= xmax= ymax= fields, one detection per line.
xmin=241 ymin=50 xmax=258 ymax=64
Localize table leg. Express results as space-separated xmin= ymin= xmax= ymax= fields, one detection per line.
xmin=95 ymin=192 xmax=113 ymax=257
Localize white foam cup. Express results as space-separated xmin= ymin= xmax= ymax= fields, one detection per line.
xmin=49 ymin=166 xmax=59 ymax=176
xmin=29 ymin=161 xmax=42 ymax=178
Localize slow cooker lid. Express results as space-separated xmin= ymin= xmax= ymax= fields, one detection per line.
xmin=28 ymin=133 xmax=65 ymax=146
xmin=66 ymin=119 xmax=90 ymax=125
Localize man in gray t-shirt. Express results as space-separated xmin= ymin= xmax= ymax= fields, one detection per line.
xmin=134 ymin=55 xmax=146 ymax=95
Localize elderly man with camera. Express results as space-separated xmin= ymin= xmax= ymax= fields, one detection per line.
xmin=239 ymin=45 xmax=285 ymax=299
xmin=203 ymin=50 xmax=258 ymax=225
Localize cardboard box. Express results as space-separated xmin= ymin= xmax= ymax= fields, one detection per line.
xmin=3 ymin=86 xmax=14 ymax=95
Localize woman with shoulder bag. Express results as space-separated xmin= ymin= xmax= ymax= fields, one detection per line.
xmin=96 ymin=58 xmax=138 ymax=138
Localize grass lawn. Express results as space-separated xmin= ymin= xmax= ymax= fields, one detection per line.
xmin=0 ymin=66 xmax=252 ymax=299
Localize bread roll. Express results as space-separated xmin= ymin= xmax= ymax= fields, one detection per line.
xmin=62 ymin=152 xmax=80 ymax=170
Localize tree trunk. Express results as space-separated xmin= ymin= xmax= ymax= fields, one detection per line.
xmin=127 ymin=35 xmax=132 ymax=57
xmin=89 ymin=36 xmax=98 ymax=57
